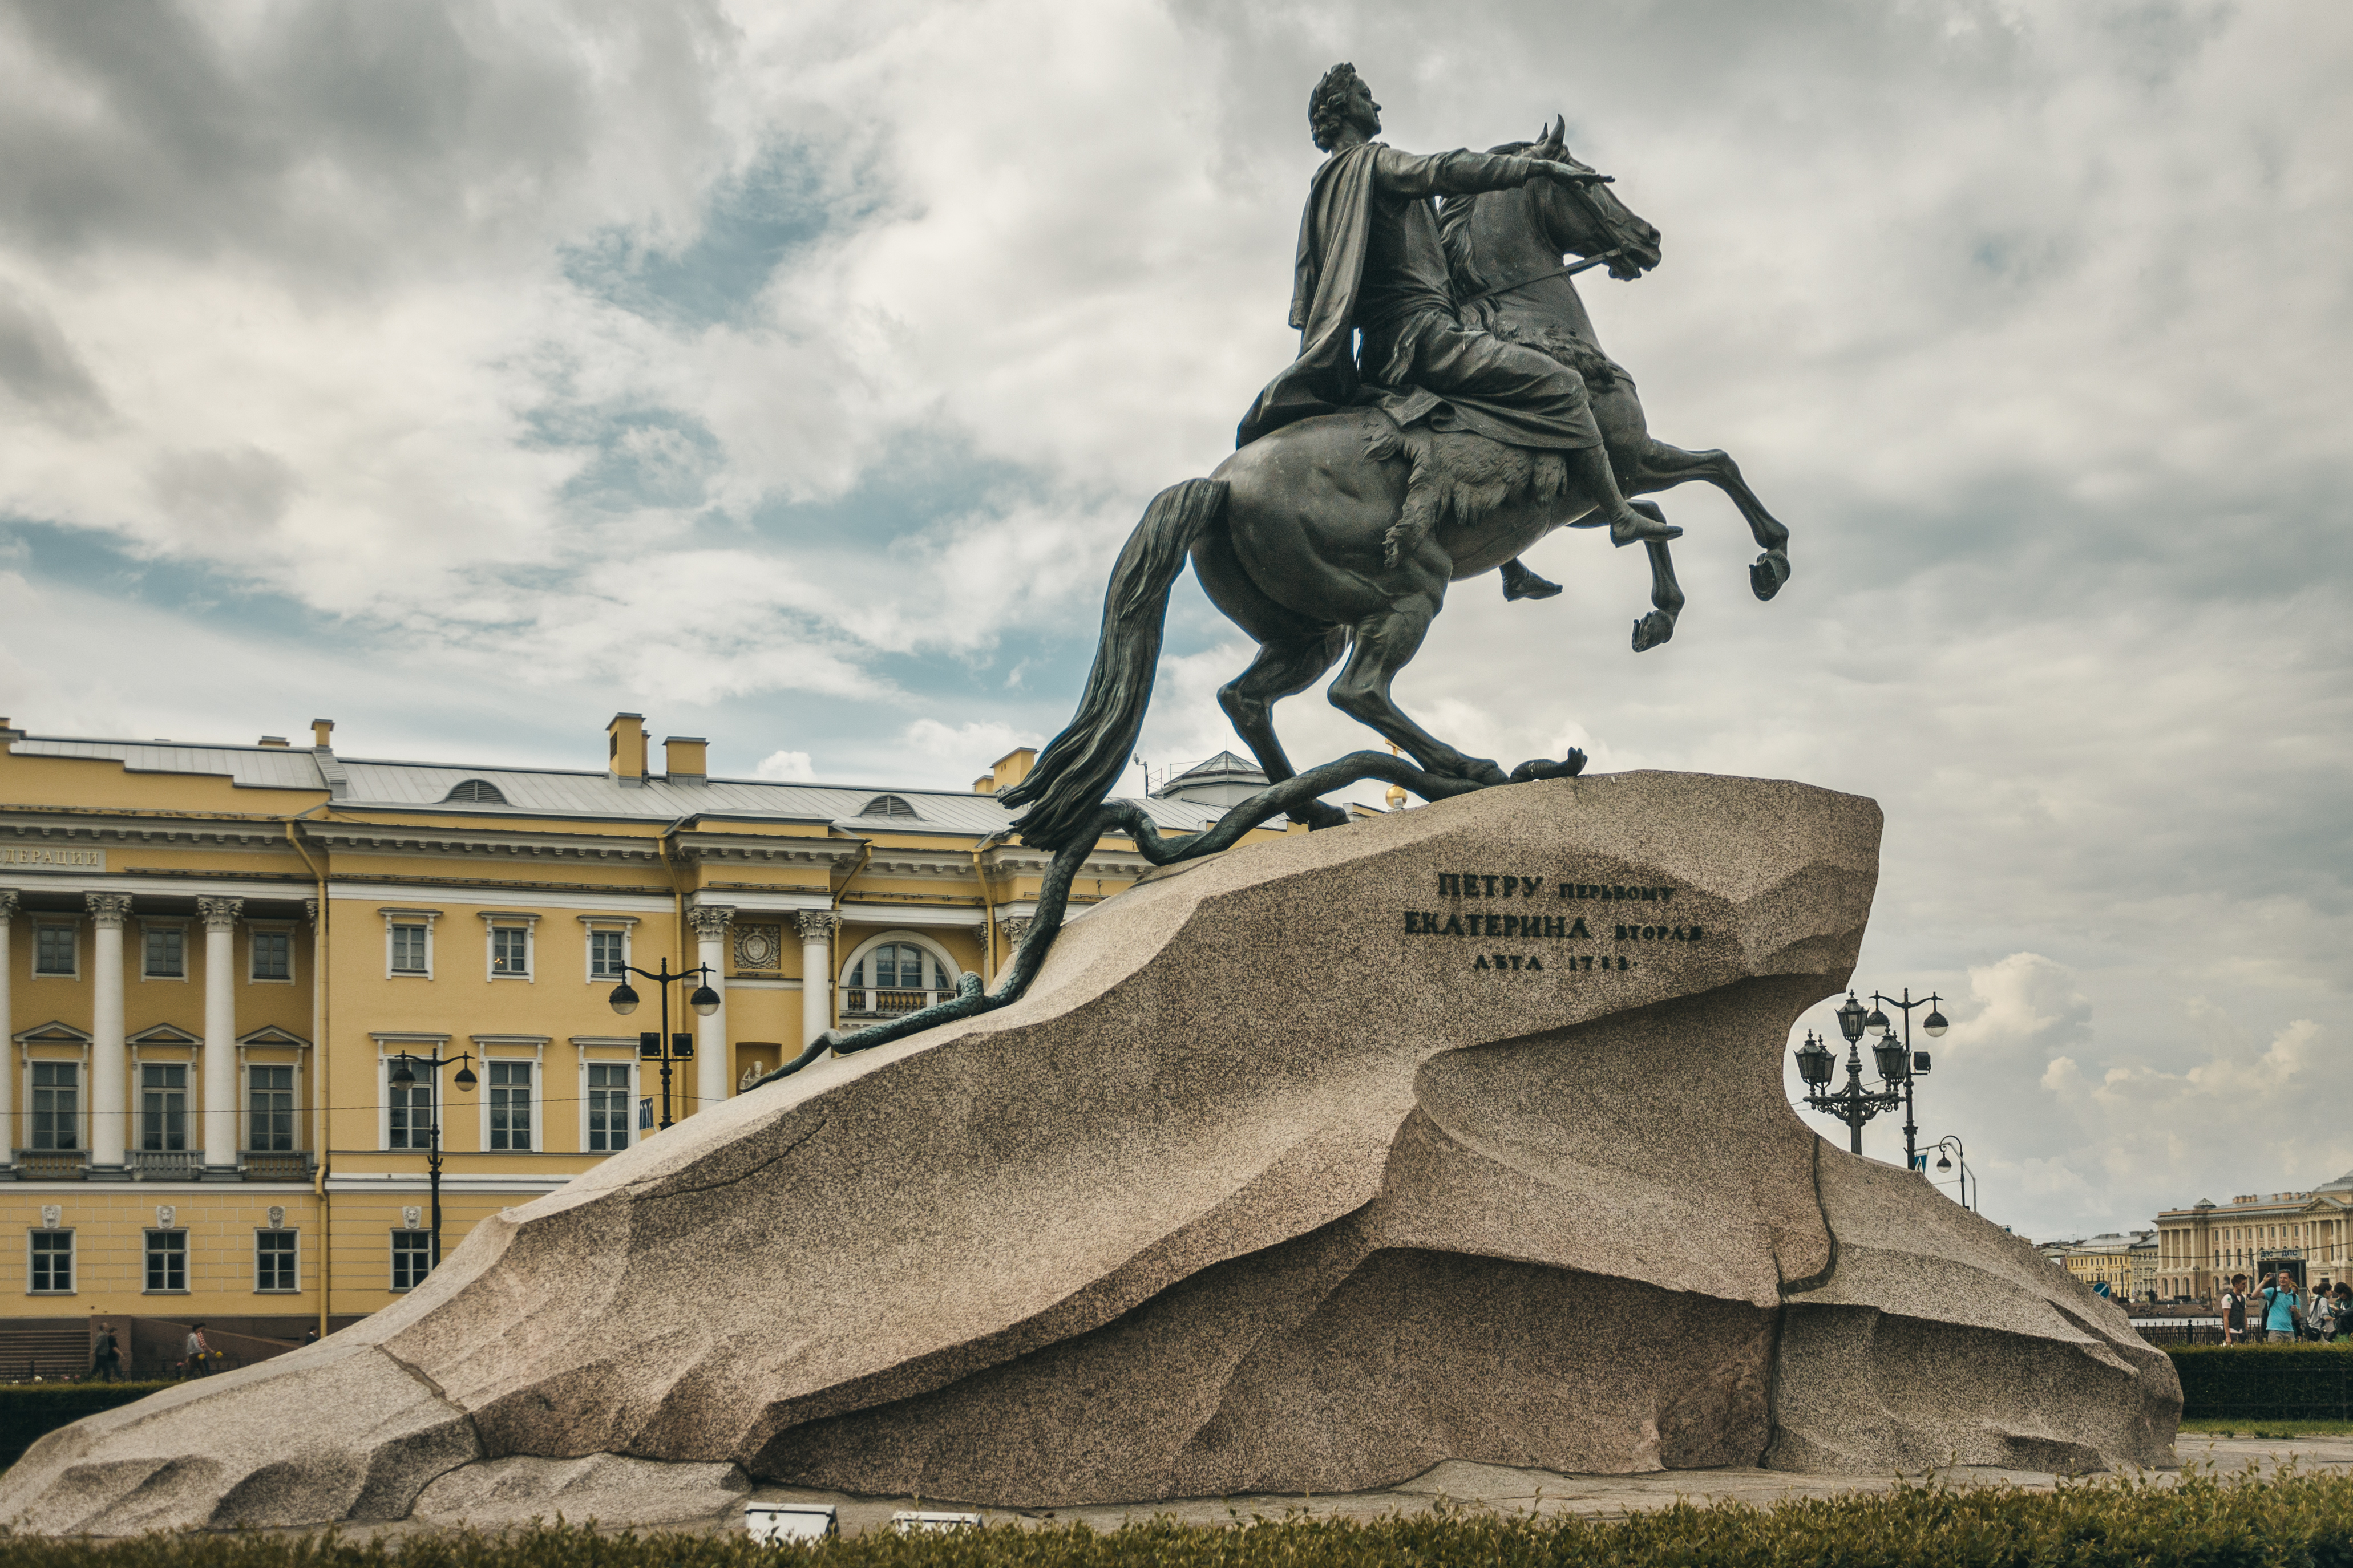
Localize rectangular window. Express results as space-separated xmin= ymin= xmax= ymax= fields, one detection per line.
xmin=390 ymin=924 xmax=428 ymax=974
xmin=33 ymin=925 xmax=75 ymax=976
xmin=144 ymin=1229 xmax=187 ymax=1293
xmin=488 ymin=1060 xmax=532 ymax=1150
xmin=391 ymin=1230 xmax=435 ymax=1291
xmin=491 ymin=926 xmax=529 ymax=977
xmin=388 ymin=1075 xmax=434 ymax=1150
xmin=589 ymin=929 xmax=626 ymax=980
xmin=255 ymin=1230 xmax=297 ymax=1292
xmin=587 ymin=1063 xmax=631 ymax=1152
xmin=251 ymin=930 xmax=291 ymax=980
xmin=249 ymin=1065 xmax=296 ymax=1152
xmin=143 ymin=927 xmax=185 ymax=978
xmin=29 ymin=1231 xmax=74 ymax=1294
xmin=140 ymin=1063 xmax=188 ymax=1152
xmin=30 ymin=1062 xmax=78 ymax=1151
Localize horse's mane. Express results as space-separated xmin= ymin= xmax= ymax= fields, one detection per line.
xmin=1438 ymin=141 xmax=1534 ymax=295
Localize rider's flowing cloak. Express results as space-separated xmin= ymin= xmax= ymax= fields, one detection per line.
xmin=1236 ymin=143 xmax=1440 ymax=448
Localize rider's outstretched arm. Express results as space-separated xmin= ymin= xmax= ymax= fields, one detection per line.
xmin=1373 ymin=147 xmax=1611 ymax=200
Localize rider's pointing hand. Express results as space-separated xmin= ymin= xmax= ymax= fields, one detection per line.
xmin=1531 ymin=160 xmax=1613 ymax=185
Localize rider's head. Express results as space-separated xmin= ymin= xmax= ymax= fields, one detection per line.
xmin=1309 ymin=64 xmax=1379 ymax=151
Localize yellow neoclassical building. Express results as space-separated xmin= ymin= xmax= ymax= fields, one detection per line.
xmin=0 ymin=712 xmax=1259 ymax=1364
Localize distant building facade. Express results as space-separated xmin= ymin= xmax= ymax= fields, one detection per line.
xmin=2039 ymin=1231 xmax=2156 ymax=1300
xmin=2153 ymin=1172 xmax=2353 ymax=1300
xmin=0 ymin=714 xmax=1271 ymax=1343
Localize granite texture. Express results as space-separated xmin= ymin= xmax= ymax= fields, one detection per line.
xmin=0 ymin=773 xmax=2178 ymax=1530
xmin=411 ymin=1456 xmax=750 ymax=1527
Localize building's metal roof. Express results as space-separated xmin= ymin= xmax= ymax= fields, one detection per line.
xmin=6 ymin=735 xmax=1230 ymax=835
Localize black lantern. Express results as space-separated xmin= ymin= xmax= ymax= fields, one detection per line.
xmin=1794 ymin=1031 xmax=1834 ymax=1088
xmin=1873 ymin=1031 xmax=1909 ymax=1084
xmin=607 ymin=980 xmax=641 ymax=1016
xmin=1865 ymin=1006 xmax=1890 ymax=1034
xmin=689 ymin=983 xmax=722 ymax=1016
xmin=1835 ymin=992 xmax=1868 ymax=1043
xmin=1923 ymin=1007 xmax=1949 ymax=1037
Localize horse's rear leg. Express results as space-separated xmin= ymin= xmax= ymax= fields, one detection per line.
xmin=1218 ymin=631 xmax=1349 ymax=828
xmin=1630 ymin=439 xmax=1792 ymax=601
xmin=1328 ymin=594 xmax=1509 ymax=786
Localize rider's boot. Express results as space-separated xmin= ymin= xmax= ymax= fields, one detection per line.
xmin=1500 ymin=558 xmax=1563 ymax=601
xmin=1565 ymin=444 xmax=1680 ymax=547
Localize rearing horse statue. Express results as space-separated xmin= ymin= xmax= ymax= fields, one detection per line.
xmin=999 ymin=114 xmax=1794 ymax=853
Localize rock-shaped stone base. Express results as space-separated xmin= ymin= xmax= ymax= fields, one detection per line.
xmin=0 ymin=773 xmax=2177 ymax=1531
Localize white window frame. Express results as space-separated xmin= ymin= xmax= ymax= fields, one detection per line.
xmin=30 ymin=920 xmax=79 ymax=980
xmin=143 ymin=1227 xmax=189 ymax=1294
xmin=246 ymin=922 xmax=297 ymax=985
xmin=244 ymin=1059 xmax=301 ymax=1154
xmin=254 ymin=1227 xmax=300 ymax=1293
xmin=390 ymin=1229 xmax=435 ymax=1293
xmin=472 ymin=1036 xmax=548 ymax=1153
xmin=575 ymin=1043 xmax=640 ymax=1154
xmin=136 ymin=1058 xmax=193 ymax=1154
xmin=26 ymin=1229 xmax=75 ymax=1295
xmin=374 ymin=1034 xmax=451 ymax=1152
xmin=480 ymin=912 xmax=540 ymax=983
xmin=579 ymin=915 xmax=638 ymax=984
xmin=381 ymin=908 xmax=440 ymax=979
xmin=25 ymin=1050 xmax=88 ymax=1153
xmin=140 ymin=919 xmax=191 ymax=982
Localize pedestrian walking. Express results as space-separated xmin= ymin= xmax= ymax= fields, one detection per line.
xmin=82 ymin=1322 xmax=121 ymax=1383
xmin=2335 ymin=1282 xmax=2352 ymax=1343
xmin=2222 ymin=1273 xmax=2249 ymax=1344
xmin=183 ymin=1322 xmax=213 ymax=1377
xmin=2314 ymin=1286 xmax=2337 ymax=1343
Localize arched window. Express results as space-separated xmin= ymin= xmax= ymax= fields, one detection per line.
xmin=858 ymin=794 xmax=919 ymax=819
xmin=840 ymin=938 xmax=955 ymax=1019
xmin=443 ymin=779 xmax=507 ymax=804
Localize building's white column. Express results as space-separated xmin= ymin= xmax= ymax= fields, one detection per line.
xmin=794 ymin=911 xmax=837 ymax=1056
xmin=197 ymin=897 xmax=242 ymax=1173
xmin=86 ymin=893 xmax=132 ymax=1170
xmin=686 ymin=905 xmax=734 ymax=1111
xmin=0 ymin=889 xmax=16 ymax=1165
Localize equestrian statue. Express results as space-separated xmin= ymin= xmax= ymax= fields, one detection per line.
xmin=758 ymin=64 xmax=1794 ymax=1082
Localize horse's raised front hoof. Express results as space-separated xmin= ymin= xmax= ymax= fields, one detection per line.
xmin=1750 ymin=549 xmax=1790 ymax=601
xmin=1291 ymin=799 xmax=1351 ymax=832
xmin=1508 ymin=750 xmax=1587 ymax=783
xmin=1631 ymin=610 xmax=1676 ymax=652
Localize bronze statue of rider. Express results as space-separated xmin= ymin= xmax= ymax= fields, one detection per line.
xmin=1237 ymin=64 xmax=1679 ymax=576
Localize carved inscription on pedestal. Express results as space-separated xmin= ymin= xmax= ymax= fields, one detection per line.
xmin=1399 ymin=870 xmax=1708 ymax=974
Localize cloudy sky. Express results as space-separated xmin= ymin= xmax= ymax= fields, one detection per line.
xmin=1 ymin=1 xmax=2346 ymax=1245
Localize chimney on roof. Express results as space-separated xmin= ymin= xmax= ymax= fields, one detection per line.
xmin=258 ymin=736 xmax=290 ymax=748
xmin=664 ymin=736 xmax=707 ymax=785
xmin=989 ymin=747 xmax=1037 ymax=793
xmin=312 ymin=719 xmax=334 ymax=748
xmin=608 ymin=713 xmax=648 ymax=787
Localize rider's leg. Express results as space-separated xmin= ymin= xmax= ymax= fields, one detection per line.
xmin=1499 ymin=557 xmax=1563 ymax=600
xmin=1563 ymin=441 xmax=1681 ymax=548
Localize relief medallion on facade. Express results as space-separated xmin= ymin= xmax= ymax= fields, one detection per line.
xmin=733 ymin=922 xmax=785 ymax=972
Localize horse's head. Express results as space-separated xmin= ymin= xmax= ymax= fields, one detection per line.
xmin=1524 ymin=114 xmax=1661 ymax=281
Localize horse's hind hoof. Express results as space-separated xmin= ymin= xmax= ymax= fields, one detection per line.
xmin=1632 ymin=610 xmax=1675 ymax=651
xmin=1750 ymin=550 xmax=1790 ymax=601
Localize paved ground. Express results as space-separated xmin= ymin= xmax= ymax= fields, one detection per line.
xmin=734 ymin=1433 xmax=2353 ymax=1538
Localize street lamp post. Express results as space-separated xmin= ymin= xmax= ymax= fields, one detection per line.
xmin=386 ymin=1051 xmax=477 ymax=1268
xmin=1861 ymin=988 xmax=1948 ymax=1170
xmin=1926 ymin=1133 xmax=1976 ymax=1212
xmin=607 ymin=958 xmax=721 ymax=1129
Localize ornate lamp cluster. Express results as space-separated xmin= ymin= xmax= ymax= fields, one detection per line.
xmin=1793 ymin=988 xmax=1947 ymax=1162
xmin=385 ymin=1050 xmax=476 ymax=1274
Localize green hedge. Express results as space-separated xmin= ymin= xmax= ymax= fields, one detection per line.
xmin=1 ymin=1476 xmax=2352 ymax=1567
xmin=0 ymin=1384 xmax=172 ymax=1473
xmin=2168 ymin=1342 xmax=2353 ymax=1420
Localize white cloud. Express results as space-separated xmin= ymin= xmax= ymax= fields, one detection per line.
xmin=754 ymin=748 xmax=814 ymax=782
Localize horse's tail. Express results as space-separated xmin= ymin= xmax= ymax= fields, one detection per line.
xmin=999 ymin=477 xmax=1229 ymax=850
